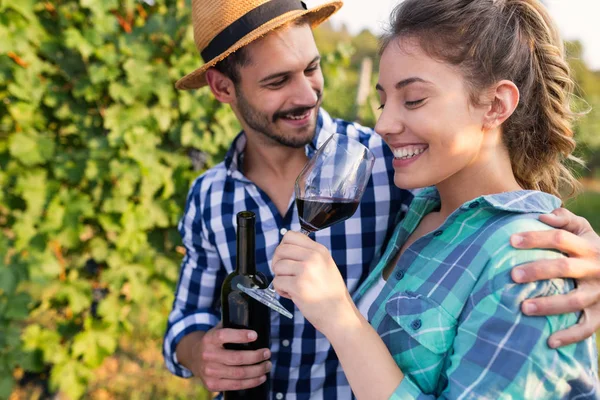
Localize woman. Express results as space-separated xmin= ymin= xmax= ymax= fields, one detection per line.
xmin=271 ymin=0 xmax=599 ymax=398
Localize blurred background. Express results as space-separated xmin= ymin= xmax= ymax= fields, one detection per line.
xmin=0 ymin=0 xmax=598 ymax=399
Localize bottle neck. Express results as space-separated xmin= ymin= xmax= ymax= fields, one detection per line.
xmin=236 ymin=215 xmax=256 ymax=275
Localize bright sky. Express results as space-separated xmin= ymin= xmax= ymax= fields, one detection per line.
xmin=309 ymin=0 xmax=600 ymax=70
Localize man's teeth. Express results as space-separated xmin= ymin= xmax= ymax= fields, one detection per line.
xmin=285 ymin=111 xmax=310 ymax=120
xmin=392 ymin=146 xmax=427 ymax=160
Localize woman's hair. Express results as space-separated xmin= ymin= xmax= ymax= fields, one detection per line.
xmin=381 ymin=0 xmax=582 ymax=198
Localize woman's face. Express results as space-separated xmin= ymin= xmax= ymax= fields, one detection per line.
xmin=375 ymin=37 xmax=490 ymax=190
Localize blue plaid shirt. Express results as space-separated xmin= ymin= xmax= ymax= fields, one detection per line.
xmin=163 ymin=109 xmax=413 ymax=399
xmin=354 ymin=188 xmax=599 ymax=399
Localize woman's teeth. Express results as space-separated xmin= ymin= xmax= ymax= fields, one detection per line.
xmin=392 ymin=146 xmax=427 ymax=160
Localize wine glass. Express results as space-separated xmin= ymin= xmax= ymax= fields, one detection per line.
xmin=237 ymin=132 xmax=376 ymax=319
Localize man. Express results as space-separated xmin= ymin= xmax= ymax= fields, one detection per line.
xmin=164 ymin=0 xmax=600 ymax=398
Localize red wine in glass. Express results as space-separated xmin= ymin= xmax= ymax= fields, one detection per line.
xmin=296 ymin=197 xmax=359 ymax=233
xmin=236 ymin=132 xmax=375 ymax=319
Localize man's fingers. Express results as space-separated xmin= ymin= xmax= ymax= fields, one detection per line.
xmin=512 ymin=258 xmax=600 ymax=282
xmin=540 ymin=208 xmax=594 ymax=236
xmin=547 ymin=313 xmax=597 ymax=348
xmin=204 ymin=360 xmax=272 ymax=380
xmin=208 ymin=328 xmax=259 ymax=346
xmin=521 ymin=289 xmax=598 ymax=316
xmin=511 ymin=229 xmax=595 ymax=258
xmin=204 ymin=348 xmax=271 ymax=366
xmin=203 ymin=375 xmax=268 ymax=392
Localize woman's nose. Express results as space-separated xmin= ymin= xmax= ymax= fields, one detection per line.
xmin=374 ymin=107 xmax=404 ymax=137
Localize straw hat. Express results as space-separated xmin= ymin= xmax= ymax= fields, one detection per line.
xmin=176 ymin=0 xmax=343 ymax=90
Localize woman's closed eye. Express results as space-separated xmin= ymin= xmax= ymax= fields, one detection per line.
xmin=378 ymin=98 xmax=426 ymax=110
xmin=405 ymin=98 xmax=426 ymax=108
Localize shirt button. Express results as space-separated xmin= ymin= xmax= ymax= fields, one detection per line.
xmin=279 ymin=228 xmax=288 ymax=235
xmin=411 ymin=319 xmax=422 ymax=330
xmin=395 ymin=270 xmax=404 ymax=280
xmin=282 ymin=339 xmax=290 ymax=347
xmin=469 ymin=201 xmax=480 ymax=209
xmin=433 ymin=230 xmax=443 ymax=237
xmin=276 ymin=393 xmax=284 ymax=400
xmin=226 ymin=170 xmax=232 ymax=176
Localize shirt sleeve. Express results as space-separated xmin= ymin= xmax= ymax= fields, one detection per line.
xmin=390 ymin=247 xmax=598 ymax=399
xmin=162 ymin=178 xmax=226 ymax=378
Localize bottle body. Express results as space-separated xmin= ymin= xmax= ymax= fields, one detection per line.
xmin=221 ymin=211 xmax=271 ymax=400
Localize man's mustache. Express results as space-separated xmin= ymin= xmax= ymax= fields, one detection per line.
xmin=273 ymin=92 xmax=322 ymax=122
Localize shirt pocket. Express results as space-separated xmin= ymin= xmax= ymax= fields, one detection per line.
xmin=385 ymin=291 xmax=457 ymax=355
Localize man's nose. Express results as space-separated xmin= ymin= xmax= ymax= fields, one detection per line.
xmin=291 ymin=76 xmax=319 ymax=107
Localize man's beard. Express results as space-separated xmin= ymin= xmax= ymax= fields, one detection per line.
xmin=235 ymin=87 xmax=322 ymax=149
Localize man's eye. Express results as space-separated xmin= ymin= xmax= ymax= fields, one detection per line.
xmin=268 ymin=79 xmax=286 ymax=88
xmin=306 ymin=65 xmax=319 ymax=73
xmin=378 ymin=104 xmax=385 ymax=110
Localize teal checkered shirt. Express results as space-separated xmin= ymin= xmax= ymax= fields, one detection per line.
xmin=353 ymin=188 xmax=598 ymax=399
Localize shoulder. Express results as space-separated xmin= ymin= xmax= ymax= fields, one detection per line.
xmin=476 ymin=213 xmax=568 ymax=297
xmin=185 ymin=162 xmax=229 ymax=208
xmin=480 ymin=212 xmax=563 ymax=271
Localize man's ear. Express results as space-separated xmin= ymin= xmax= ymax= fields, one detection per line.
xmin=483 ymin=80 xmax=520 ymax=131
xmin=205 ymin=68 xmax=236 ymax=104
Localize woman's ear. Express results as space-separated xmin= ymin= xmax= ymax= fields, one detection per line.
xmin=205 ymin=68 xmax=236 ymax=104
xmin=483 ymin=80 xmax=520 ymax=130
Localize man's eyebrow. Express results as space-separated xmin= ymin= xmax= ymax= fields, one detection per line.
xmin=375 ymin=77 xmax=430 ymax=91
xmin=259 ymin=55 xmax=321 ymax=84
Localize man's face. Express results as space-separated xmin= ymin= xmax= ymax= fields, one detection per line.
xmin=232 ymin=24 xmax=324 ymax=148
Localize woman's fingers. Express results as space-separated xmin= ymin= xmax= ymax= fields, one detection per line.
xmin=272 ymin=259 xmax=305 ymax=277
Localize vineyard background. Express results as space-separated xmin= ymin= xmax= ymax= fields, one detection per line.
xmin=1 ymin=1 xmax=599 ymax=399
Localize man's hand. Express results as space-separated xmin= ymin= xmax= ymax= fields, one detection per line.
xmin=509 ymin=208 xmax=600 ymax=348
xmin=176 ymin=324 xmax=271 ymax=393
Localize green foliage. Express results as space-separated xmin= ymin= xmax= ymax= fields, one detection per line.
xmin=566 ymin=190 xmax=600 ymax=234
xmin=1 ymin=2 xmax=598 ymax=399
xmin=567 ymin=41 xmax=600 ymax=176
xmin=0 ymin=0 xmax=239 ymax=398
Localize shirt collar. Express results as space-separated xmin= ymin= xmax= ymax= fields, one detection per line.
xmin=223 ymin=108 xmax=336 ymax=176
xmin=414 ymin=186 xmax=562 ymax=214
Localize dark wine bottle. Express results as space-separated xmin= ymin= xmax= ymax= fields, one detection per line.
xmin=221 ymin=211 xmax=271 ymax=400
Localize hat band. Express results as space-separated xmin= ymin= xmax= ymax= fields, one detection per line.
xmin=201 ymin=0 xmax=307 ymax=62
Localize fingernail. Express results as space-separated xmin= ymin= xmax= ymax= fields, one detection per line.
xmin=512 ymin=268 xmax=526 ymax=282
xmin=266 ymin=361 xmax=272 ymax=371
xmin=248 ymin=331 xmax=257 ymax=340
xmin=511 ymin=235 xmax=524 ymax=247
xmin=263 ymin=350 xmax=270 ymax=359
xmin=522 ymin=302 xmax=537 ymax=314
xmin=549 ymin=339 xmax=561 ymax=348
xmin=261 ymin=375 xmax=267 ymax=382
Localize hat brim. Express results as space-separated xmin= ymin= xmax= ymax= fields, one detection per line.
xmin=175 ymin=1 xmax=343 ymax=90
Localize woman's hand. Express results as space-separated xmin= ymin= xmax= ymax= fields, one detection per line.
xmin=272 ymin=231 xmax=357 ymax=335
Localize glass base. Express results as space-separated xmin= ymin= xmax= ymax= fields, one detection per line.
xmin=236 ymin=283 xmax=293 ymax=319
